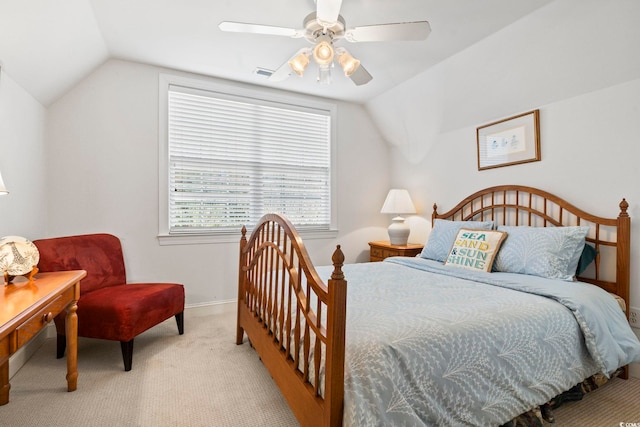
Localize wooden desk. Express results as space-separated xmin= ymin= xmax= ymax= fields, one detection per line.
xmin=0 ymin=270 xmax=86 ymax=405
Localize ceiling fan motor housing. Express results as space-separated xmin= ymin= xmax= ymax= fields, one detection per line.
xmin=303 ymin=12 xmax=346 ymax=43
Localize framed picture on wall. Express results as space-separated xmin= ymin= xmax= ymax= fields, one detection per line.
xmin=476 ymin=110 xmax=540 ymax=171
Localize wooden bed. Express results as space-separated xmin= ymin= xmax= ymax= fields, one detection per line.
xmin=236 ymin=185 xmax=631 ymax=426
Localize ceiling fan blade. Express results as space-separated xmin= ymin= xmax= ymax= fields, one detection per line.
xmin=218 ymin=21 xmax=304 ymax=38
xmin=316 ymin=0 xmax=343 ymax=24
xmin=267 ymin=62 xmax=293 ymax=82
xmin=349 ymin=64 xmax=372 ymax=86
xmin=345 ymin=21 xmax=431 ymax=42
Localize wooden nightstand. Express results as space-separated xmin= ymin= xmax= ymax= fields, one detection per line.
xmin=368 ymin=241 xmax=424 ymax=262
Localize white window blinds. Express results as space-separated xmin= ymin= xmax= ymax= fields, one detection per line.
xmin=167 ymin=85 xmax=333 ymax=234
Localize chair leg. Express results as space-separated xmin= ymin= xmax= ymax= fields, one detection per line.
xmin=175 ymin=312 xmax=184 ymax=335
xmin=120 ymin=340 xmax=134 ymax=372
xmin=56 ymin=334 xmax=66 ymax=359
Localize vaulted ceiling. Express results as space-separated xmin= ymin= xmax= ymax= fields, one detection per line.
xmin=0 ymin=0 xmax=553 ymax=106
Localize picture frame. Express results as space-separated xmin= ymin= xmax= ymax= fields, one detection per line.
xmin=476 ymin=109 xmax=540 ymax=171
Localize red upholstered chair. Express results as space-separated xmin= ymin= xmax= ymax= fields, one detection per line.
xmin=33 ymin=233 xmax=184 ymax=371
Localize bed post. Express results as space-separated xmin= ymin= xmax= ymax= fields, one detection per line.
xmin=236 ymin=225 xmax=248 ymax=345
xmin=616 ymin=199 xmax=630 ymax=380
xmin=324 ymin=245 xmax=347 ymax=427
xmin=616 ymin=199 xmax=630 ymax=318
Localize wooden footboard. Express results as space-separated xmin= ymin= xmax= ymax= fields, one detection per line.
xmin=237 ymin=213 xmax=347 ymax=427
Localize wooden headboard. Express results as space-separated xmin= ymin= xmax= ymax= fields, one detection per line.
xmin=432 ymin=185 xmax=630 ymax=316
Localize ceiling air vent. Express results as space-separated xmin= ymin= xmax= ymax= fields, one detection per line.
xmin=254 ymin=68 xmax=274 ymax=78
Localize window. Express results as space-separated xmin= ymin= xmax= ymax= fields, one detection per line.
xmin=159 ymin=75 xmax=337 ymax=244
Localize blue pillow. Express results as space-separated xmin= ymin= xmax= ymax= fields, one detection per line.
xmin=493 ymin=226 xmax=589 ymax=281
xmin=420 ymin=219 xmax=494 ymax=262
xmin=576 ymin=243 xmax=598 ymax=275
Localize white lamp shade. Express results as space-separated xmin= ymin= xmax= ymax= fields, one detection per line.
xmin=0 ymin=170 xmax=8 ymax=195
xmin=380 ymin=189 xmax=416 ymax=215
xmin=380 ymin=189 xmax=416 ymax=246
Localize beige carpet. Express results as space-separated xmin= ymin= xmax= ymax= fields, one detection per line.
xmin=2 ymin=310 xmax=298 ymax=427
xmin=2 ymin=310 xmax=639 ymax=427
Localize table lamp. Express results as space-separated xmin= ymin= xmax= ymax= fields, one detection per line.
xmin=380 ymin=189 xmax=416 ymax=245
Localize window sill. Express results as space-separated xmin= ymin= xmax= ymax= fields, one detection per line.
xmin=157 ymin=229 xmax=339 ymax=246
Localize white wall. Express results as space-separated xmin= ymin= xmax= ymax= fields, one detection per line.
xmin=366 ymin=0 xmax=640 ymax=309
xmin=45 ymin=59 xmax=390 ymax=306
xmin=0 ymin=69 xmax=47 ymax=239
xmin=0 ymin=68 xmax=49 ymax=377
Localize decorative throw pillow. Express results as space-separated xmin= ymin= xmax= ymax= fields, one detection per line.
xmin=576 ymin=243 xmax=598 ymax=275
xmin=420 ymin=219 xmax=494 ymax=262
xmin=444 ymin=228 xmax=507 ymax=272
xmin=493 ymin=225 xmax=589 ymax=281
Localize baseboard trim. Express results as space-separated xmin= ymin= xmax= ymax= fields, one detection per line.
xmin=9 ymin=330 xmax=48 ymax=379
xmin=184 ymin=299 xmax=236 ymax=317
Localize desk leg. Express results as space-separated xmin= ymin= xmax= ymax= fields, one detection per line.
xmin=0 ymin=360 xmax=9 ymax=405
xmin=65 ymin=301 xmax=78 ymax=392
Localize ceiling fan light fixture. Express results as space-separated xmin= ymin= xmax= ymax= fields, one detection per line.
xmin=313 ymin=35 xmax=334 ymax=66
xmin=337 ymin=49 xmax=360 ymax=76
xmin=220 ymin=4 xmax=432 ymax=88
xmin=317 ymin=65 xmax=332 ymax=85
xmin=288 ymin=51 xmax=311 ymax=76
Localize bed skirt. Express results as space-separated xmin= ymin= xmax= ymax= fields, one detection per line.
xmin=503 ymin=369 xmax=622 ymax=427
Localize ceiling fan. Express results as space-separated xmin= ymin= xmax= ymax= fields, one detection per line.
xmin=218 ymin=0 xmax=431 ymax=86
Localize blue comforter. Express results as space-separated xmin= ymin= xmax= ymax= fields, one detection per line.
xmin=316 ymin=257 xmax=640 ymax=426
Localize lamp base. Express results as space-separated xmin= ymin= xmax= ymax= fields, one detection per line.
xmin=387 ymin=216 xmax=410 ymax=246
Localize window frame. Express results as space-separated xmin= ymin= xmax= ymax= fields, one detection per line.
xmin=158 ymin=74 xmax=338 ymax=245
